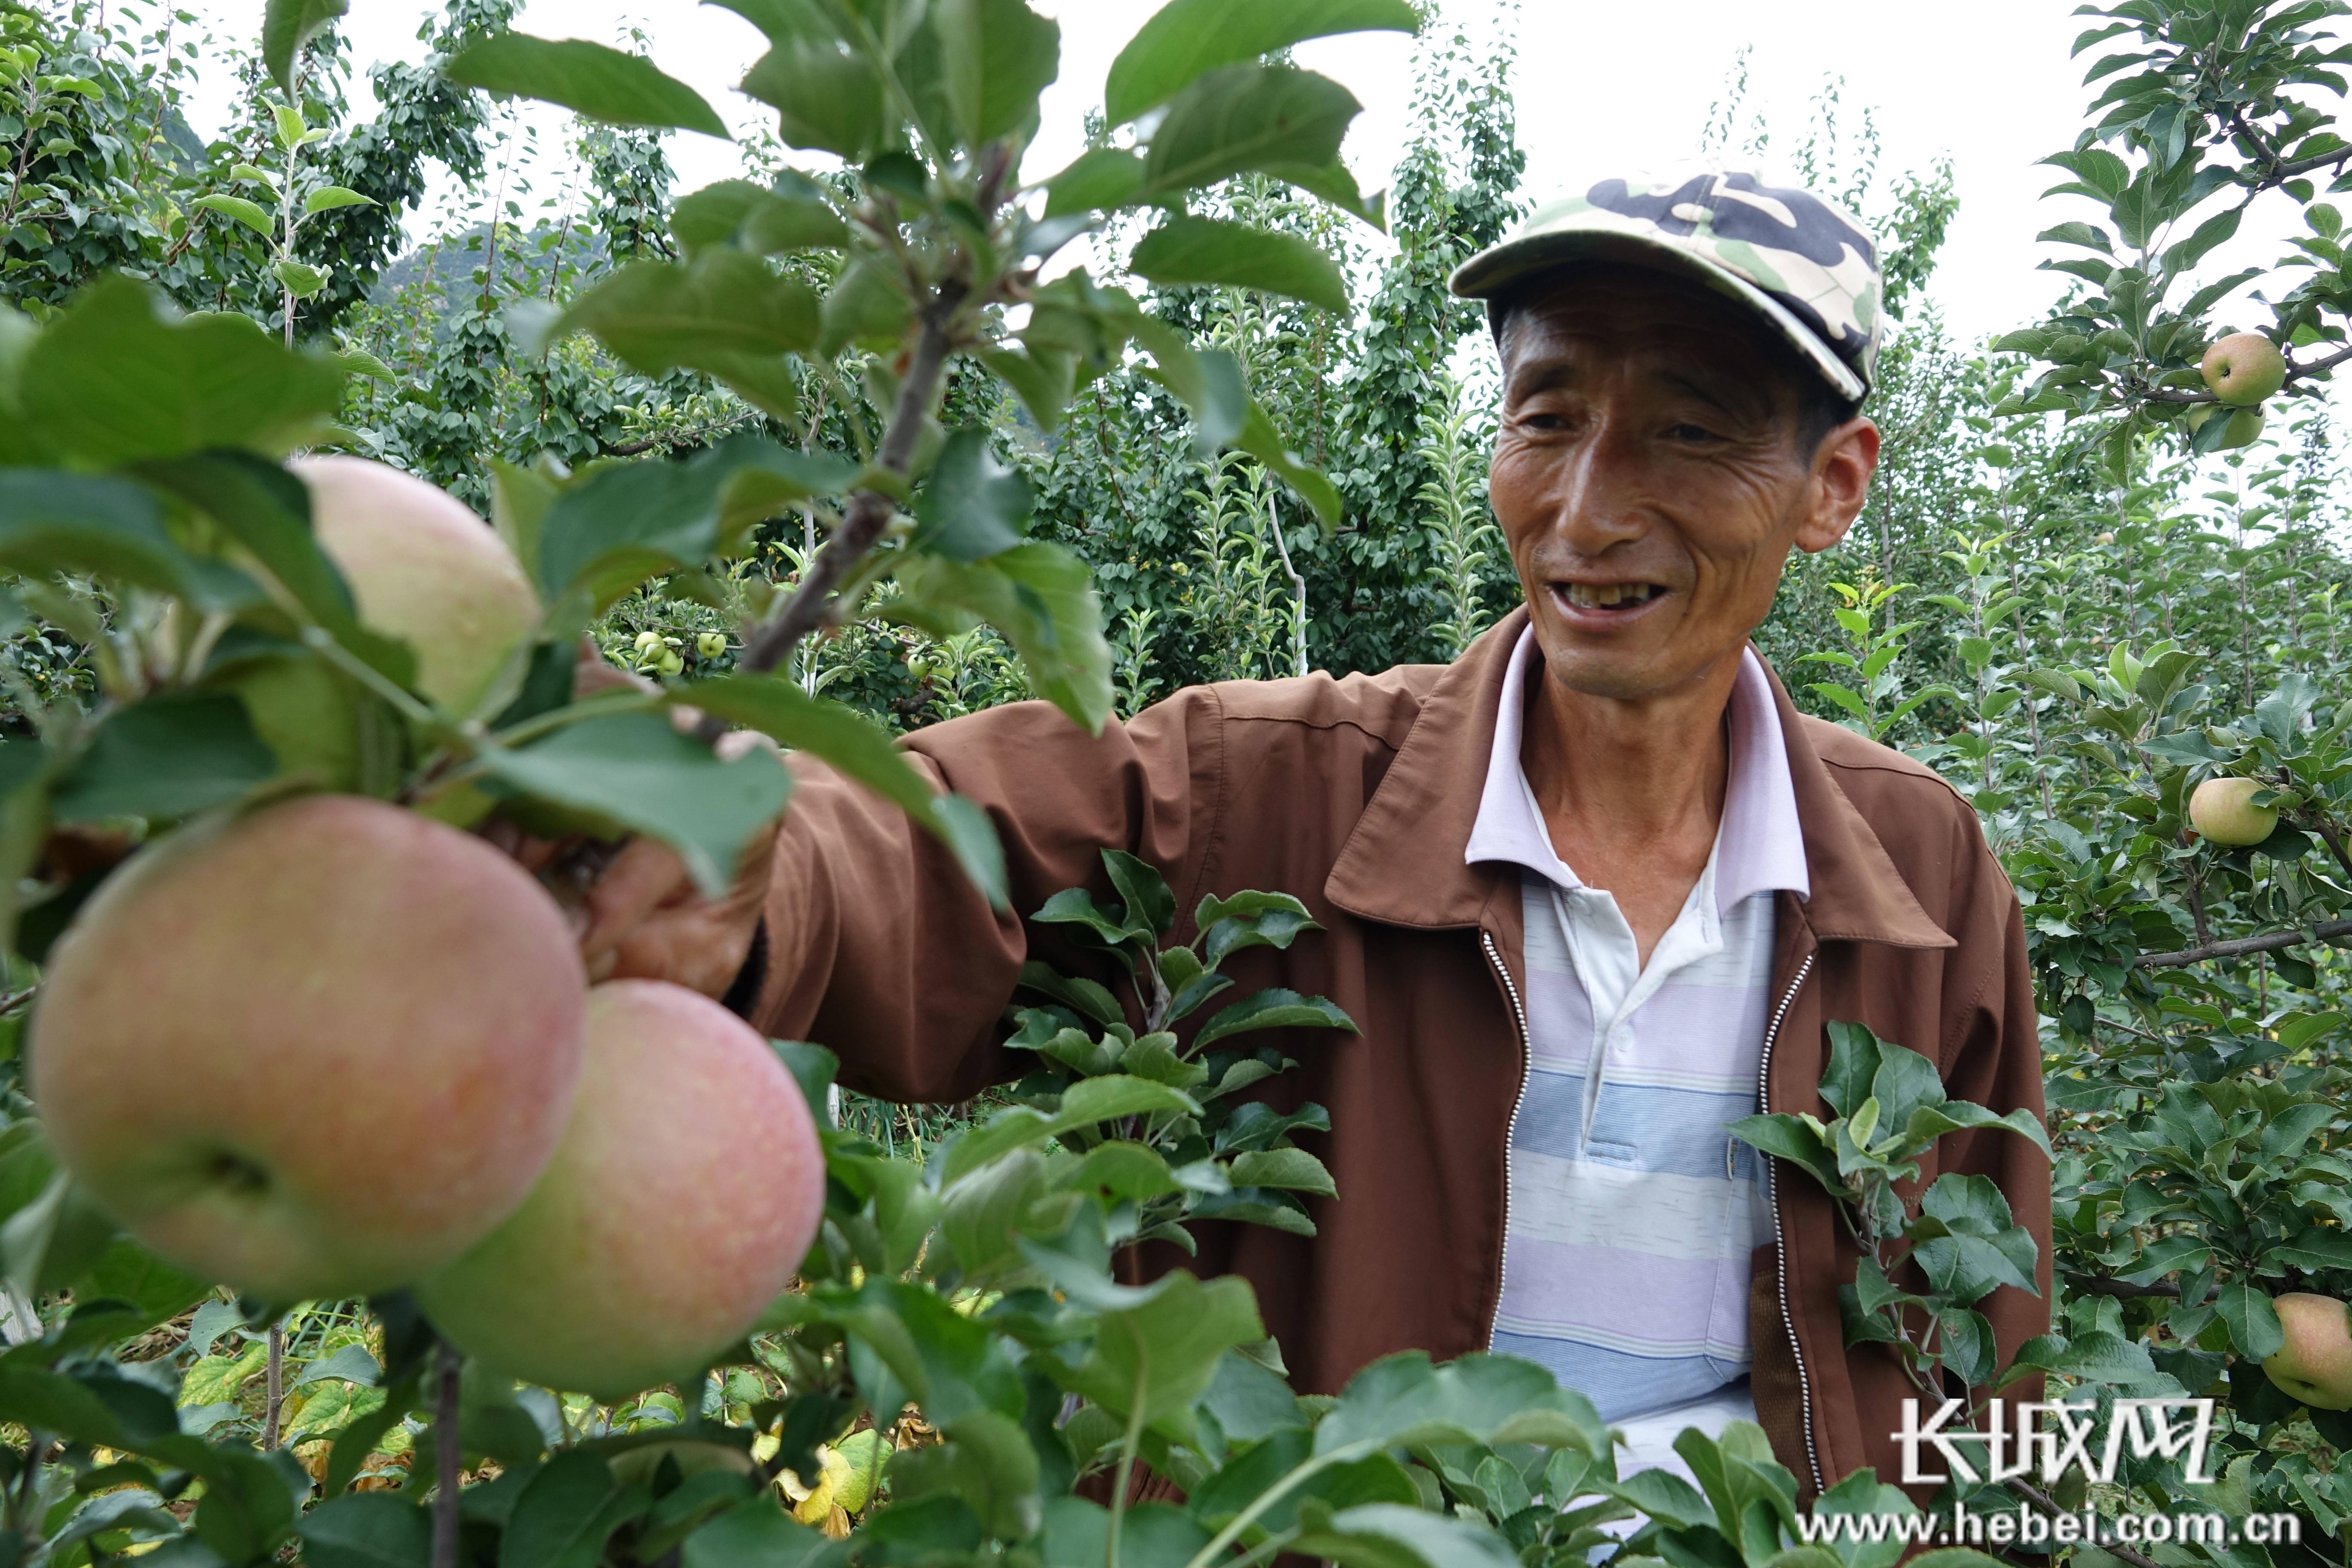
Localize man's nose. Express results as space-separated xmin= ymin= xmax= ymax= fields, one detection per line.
xmin=1548 ymin=408 xmax=1651 ymax=554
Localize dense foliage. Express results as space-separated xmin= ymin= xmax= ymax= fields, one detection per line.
xmin=8 ymin=0 xmax=2352 ymax=1566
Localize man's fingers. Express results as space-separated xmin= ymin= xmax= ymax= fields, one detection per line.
xmin=576 ymin=838 xmax=696 ymax=977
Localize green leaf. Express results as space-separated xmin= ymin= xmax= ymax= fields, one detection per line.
xmin=273 ymin=260 xmax=328 ymax=299
xmin=294 ymin=1493 xmax=428 ymax=1568
xmin=670 ymin=179 xmax=848 ymax=256
xmin=50 ymin=694 xmax=278 ymax=823
xmin=977 ymin=346 xmax=1077 ymax=432
xmin=262 ymin=0 xmax=348 ymax=96
xmin=0 ymin=471 xmax=257 ymax=612
xmin=1105 ymin=0 xmax=1417 ymax=124
xmin=445 ymin=34 xmax=730 ymax=138
xmin=193 ymin=193 xmax=276 ymax=239
xmin=1290 ymin=1503 xmax=1522 ymax=1568
xmin=677 ymin=1502 xmax=830 ymax=1568
xmin=741 ymin=42 xmax=887 ymax=160
xmin=1139 ymin=65 xmax=1360 ymax=200
xmin=1063 ymin=1272 xmax=1263 ymax=1429
xmin=818 ymin=258 xmax=913 ymax=355
xmin=1314 ymin=1352 xmax=1608 ymax=1455
xmin=888 ymin=1409 xmax=1041 ymax=1540
xmin=476 ymin=710 xmax=791 ymax=894
xmin=892 ymin=542 xmax=1112 ymax=735
xmin=1042 ymin=149 xmax=1144 ymax=217
xmin=533 ymin=436 xmax=845 ymax=608
xmin=302 ymin=186 xmax=375 ymax=215
xmin=1192 ymin=989 xmax=1358 ymax=1048
xmin=1130 ymin=217 xmax=1349 ymax=315
xmin=1226 ymin=1146 xmax=1334 ymax=1197
xmin=2217 ymin=1279 xmax=2284 ymax=1362
xmin=931 ymin=0 xmax=1060 ymax=147
xmin=500 ymin=1452 xmax=651 ymax=1568
xmin=1103 ymin=848 xmax=1174 ymax=937
xmin=680 ymin=674 xmax=1008 ymax=906
xmin=1235 ymin=400 xmax=1341 ymax=524
xmin=555 ymin=254 xmax=818 ymax=390
xmin=22 ymin=278 xmax=346 ymax=466
xmin=941 ymin=1075 xmax=1200 ymax=1185
xmin=912 ymin=429 xmax=1033 ymax=561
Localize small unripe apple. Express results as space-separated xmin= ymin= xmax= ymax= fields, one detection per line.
xmin=2096 ymin=532 xmax=2116 ymax=545
xmin=907 ymin=657 xmax=933 ymax=681
xmin=30 ymin=796 xmax=585 ymax=1301
xmin=2266 ymin=1294 xmax=2352 ymax=1409
xmin=2201 ymin=332 xmax=2287 ymax=406
xmin=2187 ymin=401 xmax=2265 ymax=449
xmin=634 ymin=631 xmax=662 ymax=653
xmin=656 ymin=649 xmax=685 ymax=677
xmin=413 ymin=980 xmax=826 ymax=1400
xmin=2189 ymin=777 xmax=2278 ymax=846
xmin=696 ymin=632 xmax=726 ymax=660
xmin=290 ymin=457 xmax=539 ymax=714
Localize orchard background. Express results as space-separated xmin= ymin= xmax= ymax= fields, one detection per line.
xmin=0 ymin=0 xmax=2350 ymax=1567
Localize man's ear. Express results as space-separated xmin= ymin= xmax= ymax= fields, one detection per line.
xmin=1793 ymin=417 xmax=1880 ymax=555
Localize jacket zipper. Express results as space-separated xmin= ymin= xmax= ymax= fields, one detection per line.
xmin=1758 ymin=951 xmax=1821 ymax=1494
xmin=1479 ymin=931 xmax=1532 ymax=1343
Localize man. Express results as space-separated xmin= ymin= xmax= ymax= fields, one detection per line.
xmin=570 ymin=167 xmax=2049 ymax=1498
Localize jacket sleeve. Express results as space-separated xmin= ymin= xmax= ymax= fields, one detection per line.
xmin=742 ymin=687 xmax=1227 ymax=1104
xmin=1936 ymin=811 xmax=2053 ymax=1402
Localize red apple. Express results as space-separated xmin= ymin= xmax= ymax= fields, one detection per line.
xmin=2266 ymin=1294 xmax=2352 ymax=1409
xmin=414 ymin=980 xmax=825 ymax=1399
xmin=291 ymin=456 xmax=540 ymax=714
xmin=30 ymin=795 xmax=585 ymax=1301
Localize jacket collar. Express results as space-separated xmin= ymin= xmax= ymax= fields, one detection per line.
xmin=1323 ymin=605 xmax=1952 ymax=950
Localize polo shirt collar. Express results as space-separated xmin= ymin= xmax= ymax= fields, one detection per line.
xmin=1461 ymin=625 xmax=1810 ymax=914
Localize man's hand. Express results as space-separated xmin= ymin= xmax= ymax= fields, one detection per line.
xmin=483 ymin=645 xmax=778 ymax=1003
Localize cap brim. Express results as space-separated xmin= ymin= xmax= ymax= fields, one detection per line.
xmin=1449 ymin=228 xmax=1868 ymax=401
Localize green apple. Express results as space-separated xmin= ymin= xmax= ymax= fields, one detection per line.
xmin=291 ymin=456 xmax=541 ymax=714
xmin=2201 ymin=332 xmax=2287 ymax=406
xmin=2266 ymin=1294 xmax=2352 ymax=1409
xmin=29 ymin=795 xmax=586 ymax=1301
xmin=2186 ymin=401 xmax=2265 ymax=449
xmin=2189 ymin=776 xmax=2278 ymax=846
xmin=696 ymin=632 xmax=726 ymax=659
xmin=413 ymin=979 xmax=827 ymax=1400
xmin=634 ymin=631 xmax=663 ymax=654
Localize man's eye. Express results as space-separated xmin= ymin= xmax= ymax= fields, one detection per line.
xmin=1667 ymin=422 xmax=1717 ymax=443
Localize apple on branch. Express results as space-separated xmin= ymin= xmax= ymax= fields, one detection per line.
xmin=2189 ymin=777 xmax=2279 ymax=846
xmin=2201 ymin=332 xmax=2288 ymax=406
xmin=29 ymin=795 xmax=586 ymax=1301
xmin=2267 ymin=1293 xmax=2352 ymax=1409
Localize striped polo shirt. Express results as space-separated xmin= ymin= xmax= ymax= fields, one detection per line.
xmin=1464 ymin=628 xmax=1808 ymax=1425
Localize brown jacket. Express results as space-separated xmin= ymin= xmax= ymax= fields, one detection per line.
xmin=746 ymin=607 xmax=2049 ymax=1499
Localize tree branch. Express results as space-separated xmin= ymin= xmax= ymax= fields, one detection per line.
xmin=2133 ymin=918 xmax=2352 ymax=968
xmin=432 ymin=1344 xmax=462 ymax=1568
xmin=728 ymin=278 xmax=967 ymax=692
xmin=2008 ymin=1477 xmax=2165 ymax=1568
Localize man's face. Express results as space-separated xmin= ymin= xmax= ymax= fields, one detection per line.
xmin=1488 ymin=268 xmax=1879 ymax=705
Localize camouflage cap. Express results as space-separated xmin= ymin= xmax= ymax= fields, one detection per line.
xmin=1449 ymin=164 xmax=1882 ymax=401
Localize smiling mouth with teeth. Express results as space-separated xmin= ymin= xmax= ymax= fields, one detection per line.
xmin=1559 ymin=582 xmax=1665 ymax=610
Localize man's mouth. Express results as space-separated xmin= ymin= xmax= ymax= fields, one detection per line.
xmin=1555 ymin=582 xmax=1666 ymax=612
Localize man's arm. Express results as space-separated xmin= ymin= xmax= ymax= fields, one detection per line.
xmin=570 ymin=685 xmax=1226 ymax=1105
xmin=747 ymin=687 xmax=1224 ymax=1102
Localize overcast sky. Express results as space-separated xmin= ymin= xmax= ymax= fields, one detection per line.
xmin=171 ymin=0 xmax=2322 ymax=351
